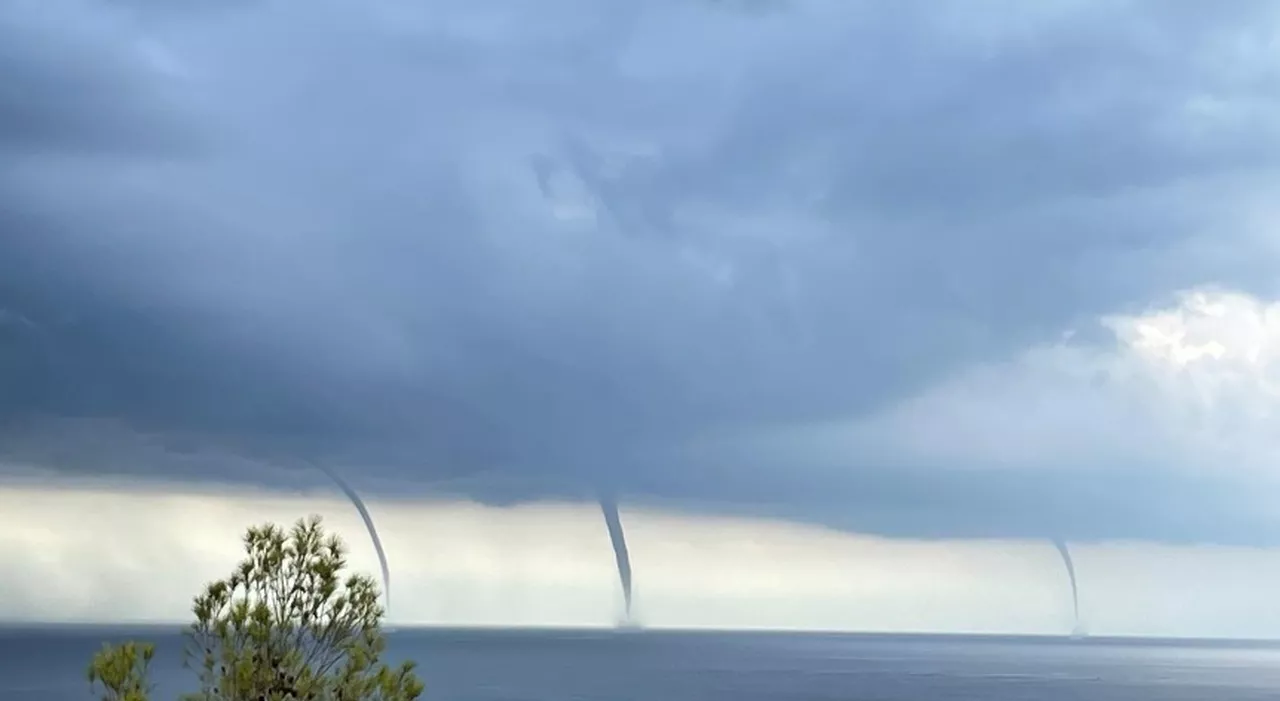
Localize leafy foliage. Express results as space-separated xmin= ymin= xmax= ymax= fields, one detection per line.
xmin=88 ymin=515 xmax=424 ymax=701
xmin=88 ymin=641 xmax=155 ymax=701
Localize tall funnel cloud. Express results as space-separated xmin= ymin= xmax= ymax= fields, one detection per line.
xmin=599 ymin=497 xmax=633 ymax=622
xmin=309 ymin=461 xmax=392 ymax=614
xmin=1052 ymin=538 xmax=1080 ymax=633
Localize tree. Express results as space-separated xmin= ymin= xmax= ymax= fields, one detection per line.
xmin=88 ymin=515 xmax=425 ymax=701
xmin=88 ymin=641 xmax=154 ymax=701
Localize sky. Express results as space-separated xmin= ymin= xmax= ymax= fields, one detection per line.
xmin=8 ymin=480 xmax=1280 ymax=639
xmin=5 ymin=0 xmax=1280 ymax=635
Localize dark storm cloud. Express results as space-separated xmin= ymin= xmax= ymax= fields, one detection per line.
xmin=0 ymin=3 xmax=196 ymax=155
xmin=3 ymin=0 xmax=1280 ymax=543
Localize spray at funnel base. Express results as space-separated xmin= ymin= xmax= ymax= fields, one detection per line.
xmin=599 ymin=497 xmax=633 ymax=624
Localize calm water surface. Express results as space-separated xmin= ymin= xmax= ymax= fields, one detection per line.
xmin=4 ymin=626 xmax=1280 ymax=700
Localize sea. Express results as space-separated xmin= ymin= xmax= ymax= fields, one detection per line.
xmin=4 ymin=626 xmax=1280 ymax=700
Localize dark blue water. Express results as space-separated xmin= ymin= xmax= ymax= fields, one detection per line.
xmin=5 ymin=626 xmax=1280 ymax=700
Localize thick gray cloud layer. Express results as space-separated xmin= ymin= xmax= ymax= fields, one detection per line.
xmin=4 ymin=0 xmax=1280 ymax=543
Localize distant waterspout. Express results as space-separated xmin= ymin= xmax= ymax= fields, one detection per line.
xmin=599 ymin=497 xmax=633 ymax=623
xmin=1052 ymin=538 xmax=1080 ymax=635
xmin=309 ymin=461 xmax=392 ymax=615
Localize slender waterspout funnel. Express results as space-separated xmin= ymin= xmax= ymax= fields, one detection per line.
xmin=308 ymin=460 xmax=392 ymax=615
xmin=1052 ymin=538 xmax=1081 ymax=636
xmin=599 ymin=497 xmax=633 ymax=624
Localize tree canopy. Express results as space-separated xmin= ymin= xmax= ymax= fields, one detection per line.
xmin=88 ymin=515 xmax=425 ymax=701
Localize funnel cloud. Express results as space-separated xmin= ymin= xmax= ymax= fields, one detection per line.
xmin=1052 ymin=539 xmax=1080 ymax=634
xmin=599 ymin=497 xmax=634 ymax=623
xmin=309 ymin=461 xmax=392 ymax=614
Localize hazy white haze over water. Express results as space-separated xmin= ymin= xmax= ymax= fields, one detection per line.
xmin=4 ymin=480 xmax=1280 ymax=639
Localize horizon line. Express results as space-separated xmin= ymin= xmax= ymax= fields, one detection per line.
xmin=4 ymin=622 xmax=1280 ymax=647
